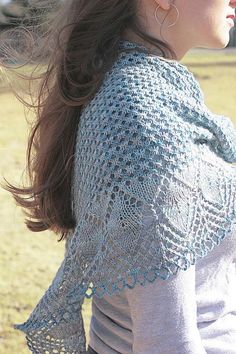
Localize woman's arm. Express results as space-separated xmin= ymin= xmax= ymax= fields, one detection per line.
xmin=125 ymin=265 xmax=207 ymax=354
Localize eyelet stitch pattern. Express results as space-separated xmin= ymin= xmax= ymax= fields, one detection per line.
xmin=13 ymin=39 xmax=236 ymax=353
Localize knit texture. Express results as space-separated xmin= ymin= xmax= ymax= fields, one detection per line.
xmin=13 ymin=39 xmax=236 ymax=353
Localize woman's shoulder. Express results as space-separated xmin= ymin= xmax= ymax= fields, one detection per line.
xmin=80 ymin=47 xmax=206 ymax=144
xmin=97 ymin=43 xmax=204 ymax=109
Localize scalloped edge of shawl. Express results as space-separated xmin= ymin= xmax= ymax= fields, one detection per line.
xmin=12 ymin=215 xmax=236 ymax=333
xmin=86 ymin=215 xmax=236 ymax=299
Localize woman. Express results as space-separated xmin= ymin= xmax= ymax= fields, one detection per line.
xmin=2 ymin=0 xmax=236 ymax=353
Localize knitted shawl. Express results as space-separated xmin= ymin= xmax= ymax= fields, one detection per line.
xmin=14 ymin=40 xmax=236 ymax=353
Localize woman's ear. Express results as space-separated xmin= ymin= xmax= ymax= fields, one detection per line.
xmin=153 ymin=0 xmax=171 ymax=11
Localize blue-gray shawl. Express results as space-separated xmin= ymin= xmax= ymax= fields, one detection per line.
xmin=14 ymin=40 xmax=236 ymax=353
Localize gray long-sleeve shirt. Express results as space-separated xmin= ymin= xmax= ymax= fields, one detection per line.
xmin=89 ymin=222 xmax=236 ymax=353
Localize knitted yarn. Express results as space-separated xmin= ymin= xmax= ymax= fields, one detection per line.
xmin=14 ymin=39 xmax=236 ymax=353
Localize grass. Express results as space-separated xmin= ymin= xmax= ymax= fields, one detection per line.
xmin=0 ymin=51 xmax=236 ymax=353
xmin=182 ymin=52 xmax=236 ymax=118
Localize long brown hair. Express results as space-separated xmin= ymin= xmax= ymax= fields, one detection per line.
xmin=1 ymin=0 xmax=176 ymax=242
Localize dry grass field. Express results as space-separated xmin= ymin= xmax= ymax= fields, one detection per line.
xmin=1 ymin=50 xmax=236 ymax=353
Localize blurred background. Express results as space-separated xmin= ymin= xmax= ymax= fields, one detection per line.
xmin=0 ymin=0 xmax=236 ymax=45
xmin=0 ymin=1 xmax=236 ymax=353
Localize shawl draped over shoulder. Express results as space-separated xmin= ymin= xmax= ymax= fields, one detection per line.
xmin=14 ymin=40 xmax=236 ymax=353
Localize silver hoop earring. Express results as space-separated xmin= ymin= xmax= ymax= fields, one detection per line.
xmin=154 ymin=4 xmax=179 ymax=28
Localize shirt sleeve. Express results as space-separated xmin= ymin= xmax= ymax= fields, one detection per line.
xmin=124 ymin=264 xmax=207 ymax=354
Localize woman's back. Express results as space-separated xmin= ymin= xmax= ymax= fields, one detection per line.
xmin=89 ymin=221 xmax=236 ymax=354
